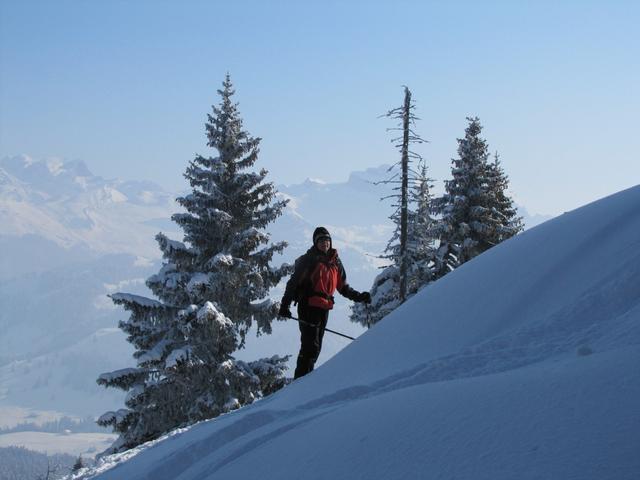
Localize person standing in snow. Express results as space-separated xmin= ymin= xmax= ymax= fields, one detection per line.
xmin=279 ymin=227 xmax=371 ymax=379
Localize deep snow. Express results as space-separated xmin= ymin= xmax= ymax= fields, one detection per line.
xmin=78 ymin=186 xmax=640 ymax=479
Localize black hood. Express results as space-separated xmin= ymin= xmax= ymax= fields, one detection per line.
xmin=312 ymin=226 xmax=332 ymax=247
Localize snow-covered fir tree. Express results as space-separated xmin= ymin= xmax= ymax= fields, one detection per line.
xmin=485 ymin=152 xmax=523 ymax=245
xmin=350 ymin=264 xmax=400 ymax=327
xmin=97 ymin=74 xmax=292 ymax=453
xmin=406 ymin=162 xmax=440 ymax=293
xmin=434 ymin=117 xmax=521 ymax=273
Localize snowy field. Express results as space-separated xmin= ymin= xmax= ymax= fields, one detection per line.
xmin=77 ymin=186 xmax=640 ymax=479
xmin=0 ymin=406 xmax=116 ymax=460
xmin=0 ymin=431 xmax=116 ymax=457
xmin=0 ymin=406 xmax=65 ymax=430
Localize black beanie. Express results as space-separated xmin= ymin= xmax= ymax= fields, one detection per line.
xmin=313 ymin=226 xmax=331 ymax=245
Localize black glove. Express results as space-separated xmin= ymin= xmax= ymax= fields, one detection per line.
xmin=278 ymin=302 xmax=292 ymax=318
xmin=357 ymin=291 xmax=371 ymax=304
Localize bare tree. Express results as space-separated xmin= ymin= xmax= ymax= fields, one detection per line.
xmin=72 ymin=455 xmax=84 ymax=472
xmin=37 ymin=458 xmax=61 ymax=480
xmin=379 ymin=86 xmax=426 ymax=302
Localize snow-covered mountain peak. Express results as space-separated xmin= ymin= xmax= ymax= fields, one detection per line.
xmin=0 ymin=155 xmax=170 ymax=204
xmin=0 ymin=154 xmax=36 ymax=171
xmin=303 ymin=177 xmax=327 ymax=185
xmin=346 ymin=164 xmax=393 ymax=185
xmin=44 ymin=157 xmax=65 ymax=176
xmin=0 ymin=155 xmax=178 ymax=257
xmin=1 ymin=155 xmax=96 ymax=192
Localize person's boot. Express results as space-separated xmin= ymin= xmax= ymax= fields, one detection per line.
xmin=294 ymin=353 xmax=314 ymax=379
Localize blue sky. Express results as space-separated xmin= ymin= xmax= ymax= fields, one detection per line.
xmin=1 ymin=0 xmax=638 ymax=215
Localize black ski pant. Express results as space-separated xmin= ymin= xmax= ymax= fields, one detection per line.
xmin=294 ymin=304 xmax=329 ymax=379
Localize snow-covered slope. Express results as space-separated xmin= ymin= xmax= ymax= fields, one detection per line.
xmin=83 ymin=185 xmax=640 ymax=480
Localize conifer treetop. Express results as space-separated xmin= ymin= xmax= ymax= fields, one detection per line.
xmin=205 ymin=73 xmax=261 ymax=172
xmin=436 ymin=116 xmax=522 ymax=268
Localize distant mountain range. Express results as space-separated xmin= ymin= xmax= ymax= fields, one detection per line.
xmin=0 ymin=154 xmax=548 ymax=276
xmin=0 ymin=155 xmax=178 ymax=265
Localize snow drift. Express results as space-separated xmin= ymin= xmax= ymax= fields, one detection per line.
xmin=83 ymin=186 xmax=640 ymax=479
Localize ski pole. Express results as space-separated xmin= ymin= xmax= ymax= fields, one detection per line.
xmin=290 ymin=316 xmax=355 ymax=341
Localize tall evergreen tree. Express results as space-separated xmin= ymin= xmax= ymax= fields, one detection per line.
xmin=406 ymin=162 xmax=440 ymax=294
xmin=435 ymin=117 xmax=521 ymax=273
xmin=96 ymin=75 xmax=291 ymax=453
xmin=486 ymin=152 xmax=524 ymax=245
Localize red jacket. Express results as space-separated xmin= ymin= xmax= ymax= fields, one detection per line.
xmin=282 ymin=246 xmax=359 ymax=310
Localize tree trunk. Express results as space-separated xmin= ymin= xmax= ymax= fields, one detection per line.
xmin=399 ymin=87 xmax=411 ymax=302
